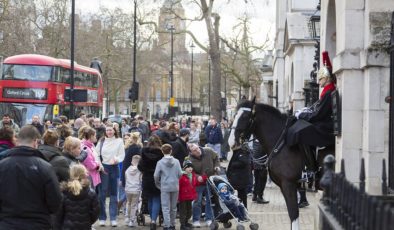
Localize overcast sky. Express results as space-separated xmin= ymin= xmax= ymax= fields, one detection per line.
xmin=75 ymin=0 xmax=275 ymax=53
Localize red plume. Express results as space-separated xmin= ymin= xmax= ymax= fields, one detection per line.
xmin=322 ymin=51 xmax=332 ymax=71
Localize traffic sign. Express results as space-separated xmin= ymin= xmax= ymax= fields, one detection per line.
xmin=131 ymin=103 xmax=137 ymax=112
xmin=53 ymin=105 xmax=59 ymax=115
xmin=170 ymin=97 xmax=175 ymax=107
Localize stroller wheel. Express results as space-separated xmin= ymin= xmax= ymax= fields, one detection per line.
xmin=210 ymin=221 xmax=219 ymax=230
xmin=223 ymin=221 xmax=232 ymax=228
xmin=236 ymin=225 xmax=246 ymax=230
xmin=249 ymin=222 xmax=259 ymax=230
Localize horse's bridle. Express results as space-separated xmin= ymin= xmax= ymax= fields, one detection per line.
xmin=233 ymin=104 xmax=256 ymax=145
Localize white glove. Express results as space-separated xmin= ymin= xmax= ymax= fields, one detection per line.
xmin=295 ymin=110 xmax=302 ymax=119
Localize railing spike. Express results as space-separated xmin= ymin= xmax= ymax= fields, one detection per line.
xmin=382 ymin=159 xmax=388 ymax=195
xmin=360 ymin=158 xmax=365 ymax=193
xmin=341 ymin=158 xmax=346 ymax=176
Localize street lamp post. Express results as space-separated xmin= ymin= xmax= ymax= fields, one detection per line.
xmin=208 ymin=56 xmax=211 ymax=116
xmin=168 ymin=25 xmax=175 ymax=100
xmin=70 ymin=0 xmax=76 ymax=119
xmin=304 ymin=2 xmax=321 ymax=106
xmin=132 ymin=0 xmax=137 ymax=93
xmin=190 ymin=42 xmax=195 ymax=115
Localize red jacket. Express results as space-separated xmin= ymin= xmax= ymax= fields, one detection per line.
xmin=178 ymin=172 xmax=199 ymax=202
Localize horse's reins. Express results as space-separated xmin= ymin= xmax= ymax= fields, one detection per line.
xmin=266 ymin=117 xmax=293 ymax=167
xmin=237 ymin=104 xmax=293 ymax=168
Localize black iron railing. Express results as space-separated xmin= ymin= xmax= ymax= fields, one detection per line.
xmin=319 ymin=156 xmax=394 ymax=230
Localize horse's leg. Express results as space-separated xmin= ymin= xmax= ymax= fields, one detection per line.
xmin=280 ymin=181 xmax=299 ymax=230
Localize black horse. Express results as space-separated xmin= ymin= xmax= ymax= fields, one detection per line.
xmin=228 ymin=99 xmax=334 ymax=230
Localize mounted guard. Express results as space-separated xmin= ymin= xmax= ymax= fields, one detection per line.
xmin=287 ymin=51 xmax=336 ymax=172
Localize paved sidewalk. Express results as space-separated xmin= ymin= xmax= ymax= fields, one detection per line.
xmin=95 ymin=184 xmax=320 ymax=230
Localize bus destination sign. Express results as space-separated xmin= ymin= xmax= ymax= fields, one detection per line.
xmin=3 ymin=88 xmax=48 ymax=100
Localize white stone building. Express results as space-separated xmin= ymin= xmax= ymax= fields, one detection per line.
xmin=321 ymin=0 xmax=394 ymax=193
xmin=272 ymin=0 xmax=320 ymax=113
xmin=272 ymin=0 xmax=394 ymax=193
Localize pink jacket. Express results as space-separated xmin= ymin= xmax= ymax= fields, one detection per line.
xmin=81 ymin=139 xmax=101 ymax=187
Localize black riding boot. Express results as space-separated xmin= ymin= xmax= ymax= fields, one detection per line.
xmin=300 ymin=144 xmax=317 ymax=172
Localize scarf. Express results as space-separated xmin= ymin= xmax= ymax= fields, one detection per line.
xmin=320 ymin=82 xmax=336 ymax=99
xmin=0 ymin=140 xmax=15 ymax=148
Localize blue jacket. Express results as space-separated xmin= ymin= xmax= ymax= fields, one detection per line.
xmin=204 ymin=124 xmax=223 ymax=145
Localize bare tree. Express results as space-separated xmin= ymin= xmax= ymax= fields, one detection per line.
xmin=221 ymin=15 xmax=270 ymax=100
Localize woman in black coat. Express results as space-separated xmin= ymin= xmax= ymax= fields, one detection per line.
xmin=226 ymin=146 xmax=251 ymax=208
xmin=137 ymin=135 xmax=163 ymax=230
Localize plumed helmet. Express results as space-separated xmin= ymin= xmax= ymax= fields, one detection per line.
xmin=318 ymin=51 xmax=332 ymax=80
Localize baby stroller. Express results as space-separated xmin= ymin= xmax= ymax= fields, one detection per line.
xmin=136 ymin=194 xmax=163 ymax=226
xmin=207 ymin=175 xmax=259 ymax=230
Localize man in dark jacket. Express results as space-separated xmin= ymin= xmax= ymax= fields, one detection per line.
xmin=153 ymin=121 xmax=171 ymax=145
xmin=0 ymin=125 xmax=62 ymax=230
xmin=204 ymin=117 xmax=223 ymax=158
xmin=31 ymin=115 xmax=44 ymax=135
xmin=171 ymin=128 xmax=189 ymax=166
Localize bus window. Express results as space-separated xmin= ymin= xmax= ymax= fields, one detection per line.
xmin=92 ymin=74 xmax=99 ymax=88
xmin=61 ymin=67 xmax=71 ymax=84
xmin=0 ymin=103 xmax=52 ymax=126
xmin=2 ymin=64 xmax=52 ymax=81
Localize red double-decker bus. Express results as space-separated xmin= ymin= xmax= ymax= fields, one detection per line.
xmin=0 ymin=54 xmax=104 ymax=126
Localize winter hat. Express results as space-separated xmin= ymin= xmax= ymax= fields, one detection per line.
xmin=52 ymin=117 xmax=62 ymax=126
xmin=179 ymin=128 xmax=190 ymax=137
xmin=183 ymin=160 xmax=193 ymax=170
xmin=217 ymin=183 xmax=228 ymax=191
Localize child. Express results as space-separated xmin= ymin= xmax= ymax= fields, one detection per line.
xmin=58 ymin=164 xmax=99 ymax=229
xmin=178 ymin=160 xmax=198 ymax=230
xmin=124 ymin=155 xmax=142 ymax=227
xmin=217 ymin=182 xmax=247 ymax=222
xmin=154 ymin=144 xmax=182 ymax=230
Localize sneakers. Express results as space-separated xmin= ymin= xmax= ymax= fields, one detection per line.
xmin=99 ymin=220 xmax=106 ymax=226
xmin=192 ymin=221 xmax=201 ymax=228
xmin=110 ymin=220 xmax=117 ymax=227
xmin=128 ymin=220 xmax=135 ymax=227
xmin=205 ymin=220 xmax=212 ymax=226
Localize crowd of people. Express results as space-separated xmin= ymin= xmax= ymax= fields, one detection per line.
xmin=0 ymin=112 xmax=271 ymax=230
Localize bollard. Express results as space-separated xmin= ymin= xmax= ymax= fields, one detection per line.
xmin=320 ymin=154 xmax=335 ymax=205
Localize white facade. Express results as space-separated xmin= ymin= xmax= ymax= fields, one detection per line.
xmin=320 ymin=0 xmax=394 ymax=193
xmin=273 ymin=0 xmax=319 ymax=112
xmin=273 ymin=0 xmax=394 ymax=193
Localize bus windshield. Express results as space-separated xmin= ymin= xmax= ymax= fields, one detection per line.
xmin=2 ymin=64 xmax=53 ymax=81
xmin=0 ymin=103 xmax=53 ymax=127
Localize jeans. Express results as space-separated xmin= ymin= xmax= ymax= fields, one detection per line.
xmin=98 ymin=164 xmax=119 ymax=221
xmin=192 ymin=184 xmax=213 ymax=222
xmin=148 ymin=195 xmax=161 ymax=222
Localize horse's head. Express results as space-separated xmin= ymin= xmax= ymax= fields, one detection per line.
xmin=228 ymin=97 xmax=256 ymax=149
